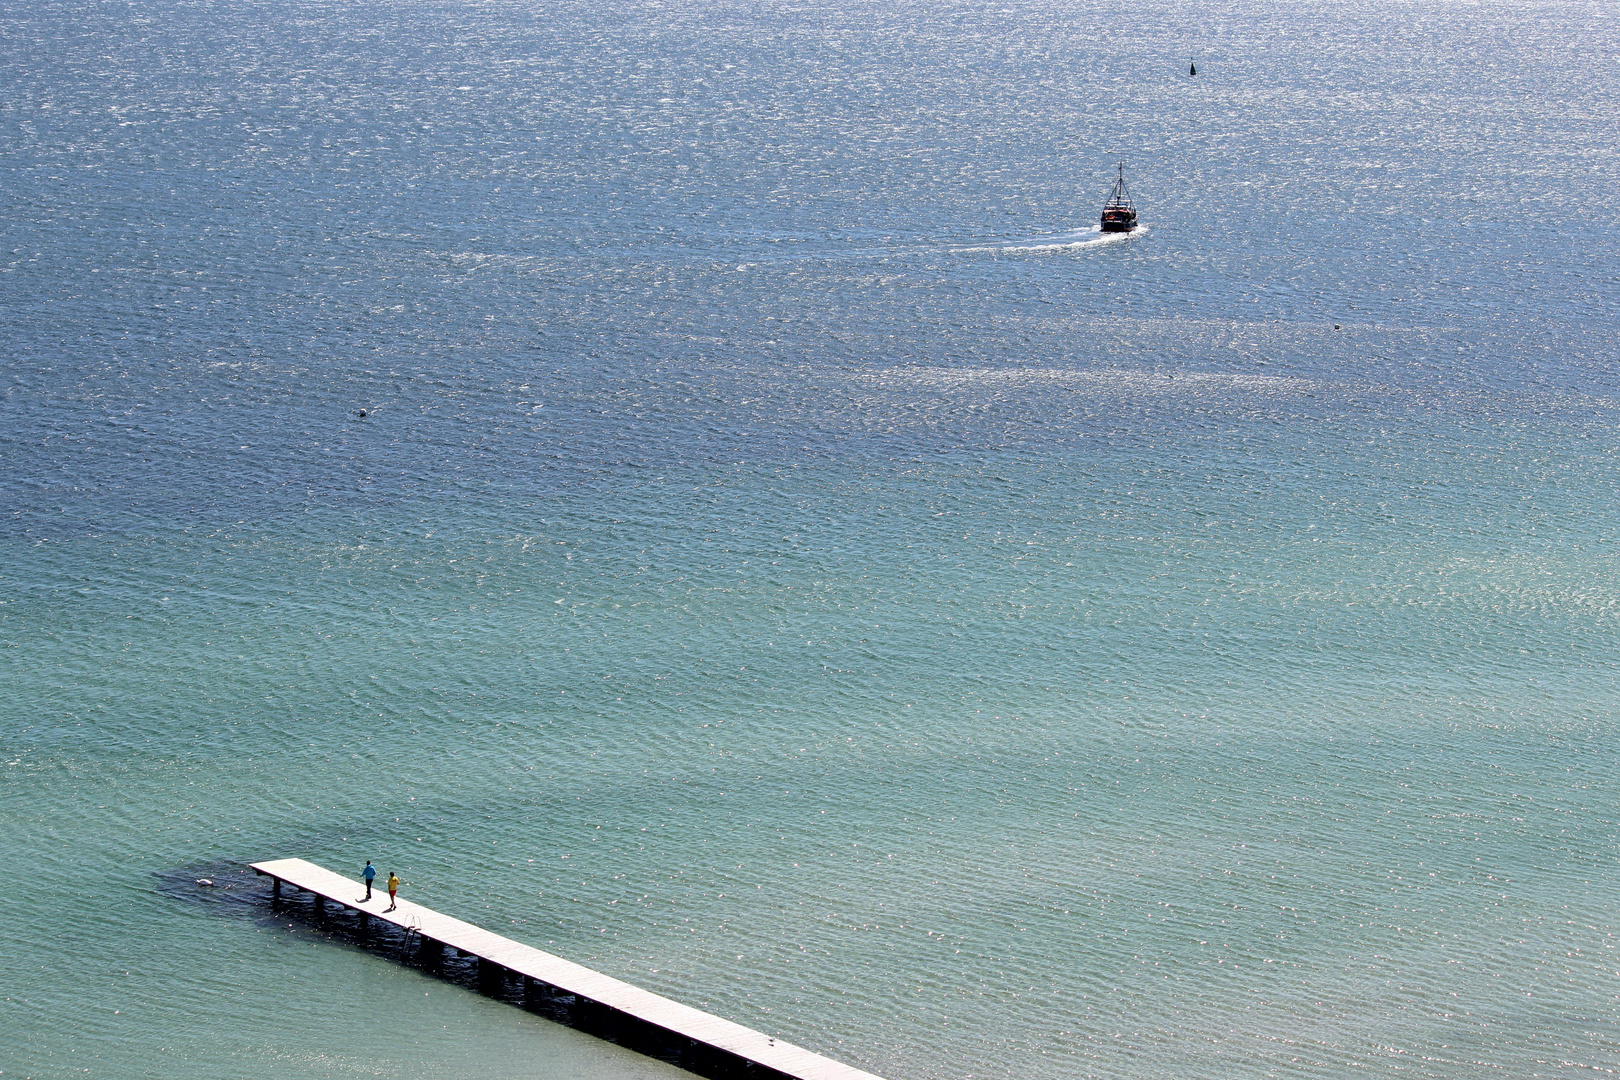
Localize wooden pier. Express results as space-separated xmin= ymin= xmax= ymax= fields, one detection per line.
xmin=250 ymin=859 xmax=887 ymax=1080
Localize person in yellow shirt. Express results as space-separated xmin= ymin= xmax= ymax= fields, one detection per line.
xmin=385 ymin=872 xmax=400 ymax=912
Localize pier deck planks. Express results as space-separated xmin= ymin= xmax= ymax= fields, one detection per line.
xmin=250 ymin=858 xmax=887 ymax=1080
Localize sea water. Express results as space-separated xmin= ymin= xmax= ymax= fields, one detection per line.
xmin=3 ymin=0 xmax=1618 ymax=1077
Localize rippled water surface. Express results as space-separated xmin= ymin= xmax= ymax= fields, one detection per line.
xmin=4 ymin=1 xmax=1619 ymax=1078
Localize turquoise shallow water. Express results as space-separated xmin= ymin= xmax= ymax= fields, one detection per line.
xmin=4 ymin=0 xmax=1620 ymax=1077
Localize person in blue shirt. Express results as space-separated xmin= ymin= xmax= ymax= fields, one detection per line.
xmin=362 ymin=860 xmax=377 ymax=901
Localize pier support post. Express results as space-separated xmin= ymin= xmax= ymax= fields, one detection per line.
xmin=271 ymin=879 xmax=281 ymax=907
xmin=313 ymin=894 xmax=325 ymax=918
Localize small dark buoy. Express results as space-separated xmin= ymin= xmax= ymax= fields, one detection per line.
xmin=356 ymin=409 xmax=367 ymax=418
xmin=1189 ymin=61 xmax=1197 ymax=76
xmin=1333 ymin=324 xmax=1341 ymax=330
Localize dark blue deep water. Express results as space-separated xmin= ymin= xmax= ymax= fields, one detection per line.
xmin=4 ymin=1 xmax=1619 ymax=1077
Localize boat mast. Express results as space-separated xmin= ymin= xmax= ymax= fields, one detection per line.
xmin=1109 ymin=162 xmax=1131 ymax=209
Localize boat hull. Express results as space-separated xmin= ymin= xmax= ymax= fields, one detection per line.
xmin=1099 ymin=214 xmax=1137 ymax=233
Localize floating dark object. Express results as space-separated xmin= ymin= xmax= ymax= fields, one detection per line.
xmin=1100 ymin=163 xmax=1138 ymax=233
xmin=356 ymin=410 xmax=367 ymax=418
xmin=1189 ymin=61 xmax=1197 ymax=76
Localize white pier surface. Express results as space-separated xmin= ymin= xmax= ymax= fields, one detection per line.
xmin=250 ymin=858 xmax=887 ymax=1080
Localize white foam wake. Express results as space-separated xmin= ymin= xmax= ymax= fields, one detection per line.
xmin=952 ymin=225 xmax=1145 ymax=255
xmin=862 ymin=366 xmax=1313 ymax=396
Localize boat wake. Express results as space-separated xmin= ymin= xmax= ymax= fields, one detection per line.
xmin=952 ymin=225 xmax=1144 ymax=255
xmin=861 ymin=365 xmax=1311 ymax=397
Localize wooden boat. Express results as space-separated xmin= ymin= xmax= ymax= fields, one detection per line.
xmin=1099 ymin=163 xmax=1138 ymax=233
